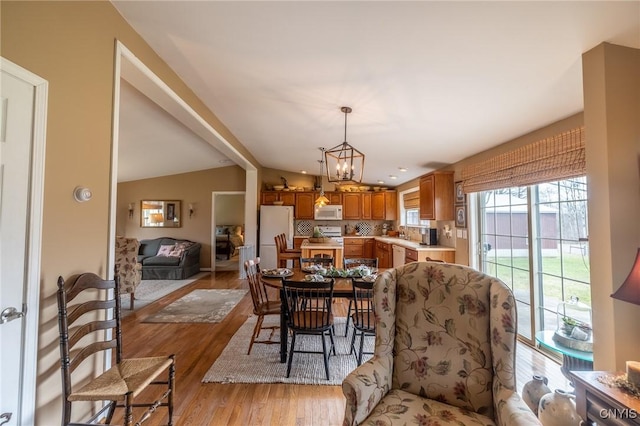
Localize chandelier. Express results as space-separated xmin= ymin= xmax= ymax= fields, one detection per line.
xmin=325 ymin=106 xmax=365 ymax=184
xmin=315 ymin=148 xmax=330 ymax=207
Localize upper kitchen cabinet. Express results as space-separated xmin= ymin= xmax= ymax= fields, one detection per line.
xmin=372 ymin=191 xmax=397 ymax=220
xmin=361 ymin=192 xmax=372 ymax=219
xmin=261 ymin=191 xmax=296 ymax=206
xmin=342 ymin=193 xmax=362 ymax=220
xmin=419 ymin=171 xmax=454 ymax=220
xmin=295 ymin=192 xmax=315 ymax=219
xmin=328 ymin=192 xmax=343 ymax=205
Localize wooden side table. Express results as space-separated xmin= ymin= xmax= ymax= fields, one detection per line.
xmin=570 ymin=370 xmax=640 ymax=425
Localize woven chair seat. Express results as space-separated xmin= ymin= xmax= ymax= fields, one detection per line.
xmin=256 ymin=300 xmax=281 ymax=316
xmin=69 ymin=356 xmax=174 ymax=402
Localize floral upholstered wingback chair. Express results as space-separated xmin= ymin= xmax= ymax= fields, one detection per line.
xmin=115 ymin=236 xmax=142 ymax=310
xmin=342 ymin=262 xmax=541 ymax=426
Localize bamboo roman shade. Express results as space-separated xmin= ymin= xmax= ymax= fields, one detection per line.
xmin=460 ymin=126 xmax=585 ymax=194
xmin=403 ymin=191 xmax=420 ymax=209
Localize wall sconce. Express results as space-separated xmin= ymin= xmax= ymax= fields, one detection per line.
xmin=73 ymin=186 xmax=92 ymax=203
xmin=188 ymin=203 xmax=194 ymax=218
xmin=128 ymin=203 xmax=134 ymax=219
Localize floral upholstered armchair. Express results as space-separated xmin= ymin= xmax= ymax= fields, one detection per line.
xmin=115 ymin=236 xmax=142 ymax=310
xmin=342 ymin=262 xmax=541 ymax=426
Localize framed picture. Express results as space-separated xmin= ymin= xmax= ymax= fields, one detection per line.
xmin=455 ymin=205 xmax=467 ymax=228
xmin=455 ymin=181 xmax=465 ymax=204
xmin=166 ymin=203 xmax=176 ymax=221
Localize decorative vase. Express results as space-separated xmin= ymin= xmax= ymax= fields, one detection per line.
xmin=522 ymin=375 xmax=551 ymax=416
xmin=538 ymin=389 xmax=582 ymax=426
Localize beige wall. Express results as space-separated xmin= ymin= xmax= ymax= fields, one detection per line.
xmin=215 ymin=193 xmax=245 ymax=226
xmin=261 ymin=166 xmax=318 ymax=191
xmin=583 ymin=43 xmax=640 ymax=370
xmin=1 ymin=1 xmax=260 ymax=421
xmin=117 ymin=167 xmax=246 ymax=269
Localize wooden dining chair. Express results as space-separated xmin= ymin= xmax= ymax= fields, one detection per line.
xmin=57 ymin=272 xmax=175 ymax=426
xmin=275 ymin=233 xmax=301 ymax=268
xmin=299 ymin=256 xmax=334 ymax=269
xmin=350 ymin=278 xmax=376 ymax=366
xmin=281 ymin=278 xmax=336 ymax=380
xmin=342 ymin=258 xmax=378 ymax=336
xmin=244 ymin=257 xmax=281 ymax=354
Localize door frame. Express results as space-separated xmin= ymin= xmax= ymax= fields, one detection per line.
xmin=211 ymin=191 xmax=246 ymax=270
xmin=0 ymin=57 xmax=47 ymax=425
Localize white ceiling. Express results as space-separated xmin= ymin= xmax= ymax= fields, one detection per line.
xmin=112 ymin=1 xmax=640 ymax=186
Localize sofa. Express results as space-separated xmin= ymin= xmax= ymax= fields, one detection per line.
xmin=138 ymin=237 xmax=201 ymax=280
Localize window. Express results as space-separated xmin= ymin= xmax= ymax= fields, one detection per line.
xmin=478 ymin=177 xmax=590 ymax=343
xmin=400 ymin=188 xmax=425 ymax=227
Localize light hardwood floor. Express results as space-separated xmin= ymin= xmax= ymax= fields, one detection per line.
xmin=115 ymin=272 xmax=570 ymax=426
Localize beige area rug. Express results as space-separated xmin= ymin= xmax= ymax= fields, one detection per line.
xmin=202 ymin=316 xmax=373 ymax=385
xmin=121 ymin=272 xmax=210 ymax=316
xmin=143 ymin=288 xmax=247 ymax=323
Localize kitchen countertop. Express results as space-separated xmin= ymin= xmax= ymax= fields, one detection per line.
xmin=300 ymin=240 xmax=344 ymax=250
xmin=295 ymin=235 xmax=454 ymax=251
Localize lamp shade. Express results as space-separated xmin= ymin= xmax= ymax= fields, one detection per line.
xmin=314 ymin=193 xmax=329 ymax=207
xmin=611 ymin=248 xmax=640 ymax=306
xmin=149 ymin=213 xmax=164 ymax=224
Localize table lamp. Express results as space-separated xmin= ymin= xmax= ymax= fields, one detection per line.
xmin=610 ymin=247 xmax=640 ymax=388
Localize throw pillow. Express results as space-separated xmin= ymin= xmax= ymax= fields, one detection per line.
xmin=168 ymin=248 xmax=184 ymax=258
xmin=157 ymin=244 xmax=175 ymax=257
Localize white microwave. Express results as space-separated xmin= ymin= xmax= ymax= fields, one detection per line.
xmin=314 ymin=204 xmax=343 ymax=220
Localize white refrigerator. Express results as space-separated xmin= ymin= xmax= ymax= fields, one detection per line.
xmin=259 ymin=205 xmax=295 ymax=269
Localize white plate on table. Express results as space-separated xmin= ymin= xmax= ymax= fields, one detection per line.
xmin=261 ymin=268 xmax=294 ymax=278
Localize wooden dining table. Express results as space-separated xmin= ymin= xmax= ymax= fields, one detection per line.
xmin=260 ymin=269 xmax=369 ymax=363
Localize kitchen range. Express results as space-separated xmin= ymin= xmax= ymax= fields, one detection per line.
xmin=300 ymin=225 xmax=344 ymax=267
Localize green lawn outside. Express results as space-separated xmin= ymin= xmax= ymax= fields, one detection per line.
xmin=485 ymin=254 xmax=591 ymax=306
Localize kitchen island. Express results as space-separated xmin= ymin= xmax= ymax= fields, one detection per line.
xmin=300 ymin=239 xmax=344 ymax=268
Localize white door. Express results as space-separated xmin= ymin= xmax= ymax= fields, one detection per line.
xmin=0 ymin=58 xmax=46 ymax=426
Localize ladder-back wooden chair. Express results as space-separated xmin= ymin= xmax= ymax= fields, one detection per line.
xmin=349 ymin=278 xmax=376 ymax=366
xmin=57 ymin=272 xmax=175 ymax=426
xmin=299 ymin=256 xmax=334 ymax=270
xmin=343 ymin=258 xmax=378 ymax=336
xmin=281 ymin=278 xmax=336 ymax=380
xmin=274 ymin=233 xmax=301 ymax=268
xmin=245 ymin=257 xmax=281 ymax=355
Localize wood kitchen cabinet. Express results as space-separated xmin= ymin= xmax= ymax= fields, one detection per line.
xmin=328 ymin=192 xmax=342 ymax=205
xmin=372 ymin=191 xmax=397 ymax=220
xmin=419 ymin=171 xmax=454 ymax=220
xmin=419 ymin=250 xmax=455 ymax=263
xmin=364 ymin=238 xmax=374 ymax=258
xmin=405 ymin=248 xmax=418 ymax=263
xmin=295 ymin=192 xmax=315 ymax=219
xmin=375 ymin=240 xmax=391 ymax=268
xmin=261 ymin=191 xmax=296 ymax=206
xmin=344 ymin=238 xmax=375 ymax=260
xmin=361 ymin=193 xmax=372 ymax=219
xmin=342 ymin=193 xmax=362 ymax=219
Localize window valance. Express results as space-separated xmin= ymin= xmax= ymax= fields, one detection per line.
xmin=402 ymin=191 xmax=420 ymax=209
xmin=460 ymin=126 xmax=585 ymax=193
